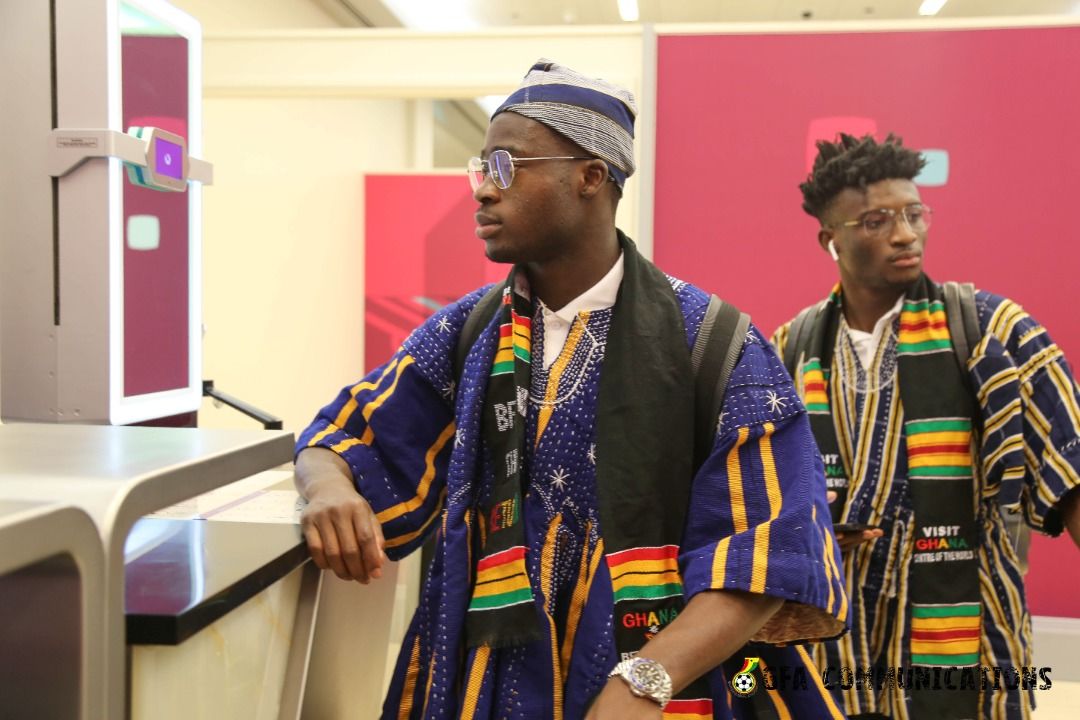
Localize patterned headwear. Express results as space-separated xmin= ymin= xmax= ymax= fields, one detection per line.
xmin=493 ymin=58 xmax=637 ymax=188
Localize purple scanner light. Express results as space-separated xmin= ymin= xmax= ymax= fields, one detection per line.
xmin=155 ymin=138 xmax=184 ymax=180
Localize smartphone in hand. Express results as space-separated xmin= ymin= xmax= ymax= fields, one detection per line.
xmin=833 ymin=523 xmax=880 ymax=534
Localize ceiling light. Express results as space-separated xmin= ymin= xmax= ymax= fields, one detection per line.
xmin=918 ymin=0 xmax=949 ymax=16
xmin=380 ymin=0 xmax=479 ymax=30
xmin=617 ymin=0 xmax=640 ymax=23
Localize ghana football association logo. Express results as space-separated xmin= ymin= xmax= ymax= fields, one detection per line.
xmin=730 ymin=657 xmax=761 ymax=698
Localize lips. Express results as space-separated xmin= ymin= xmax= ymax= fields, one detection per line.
xmin=890 ymin=251 xmax=922 ymax=268
xmin=475 ymin=211 xmax=502 ymax=240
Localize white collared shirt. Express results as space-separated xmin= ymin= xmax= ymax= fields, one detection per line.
xmin=845 ymin=295 xmax=905 ymax=370
xmin=538 ymin=252 xmax=624 ymax=370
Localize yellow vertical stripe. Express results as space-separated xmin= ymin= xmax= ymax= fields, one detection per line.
xmin=540 ymin=515 xmax=564 ymax=719
xmin=464 ymin=509 xmax=474 ymax=584
xmin=561 ymin=527 xmax=602 ymax=680
xmin=536 ymin=312 xmax=589 ymax=445
xmin=823 ymin=522 xmax=845 ymax=620
xmin=795 ymin=645 xmax=847 ymax=720
xmin=759 ymin=660 xmax=793 ymax=720
xmin=815 ymin=506 xmax=835 ymax=616
xmin=749 ymin=423 xmax=783 ymax=593
xmin=727 ymin=426 xmax=751 ymax=533
xmin=420 ymin=643 xmax=436 ymax=719
xmin=459 ymin=646 xmax=491 ymax=720
xmin=750 ymin=523 xmax=772 ymax=594
xmin=759 ymin=422 xmax=783 ymax=518
xmin=359 ymin=356 xmax=416 ymax=445
xmin=711 ymin=536 xmax=731 ymax=589
xmin=397 ymin=635 xmax=421 ymax=720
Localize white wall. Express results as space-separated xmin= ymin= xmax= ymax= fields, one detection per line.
xmin=196 ymin=96 xmax=416 ymax=431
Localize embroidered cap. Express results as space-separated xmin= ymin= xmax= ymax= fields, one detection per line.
xmin=493 ymin=58 xmax=637 ymax=188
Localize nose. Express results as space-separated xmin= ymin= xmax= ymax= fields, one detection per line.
xmin=472 ymin=174 xmax=499 ymax=203
xmin=889 ymin=214 xmax=918 ymax=245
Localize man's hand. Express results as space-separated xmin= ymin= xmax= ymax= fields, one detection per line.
xmin=826 ymin=490 xmax=884 ymax=553
xmin=835 ymin=527 xmax=885 ymax=553
xmin=585 ymin=679 xmax=661 ymax=720
xmin=295 ymin=447 xmax=387 ymax=583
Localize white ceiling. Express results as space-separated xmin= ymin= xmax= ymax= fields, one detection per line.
xmin=331 ymin=0 xmax=1080 ymax=29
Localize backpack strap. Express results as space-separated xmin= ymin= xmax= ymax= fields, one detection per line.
xmin=943 ymin=281 xmax=1027 ymax=562
xmin=782 ymin=301 xmax=823 ymax=378
xmin=453 ymin=284 xmax=505 ymax=385
xmin=692 ymin=294 xmax=751 ymax=471
xmin=943 ymin=281 xmax=980 ymax=374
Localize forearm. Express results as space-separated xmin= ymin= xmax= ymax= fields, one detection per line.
xmin=637 ymin=589 xmax=783 ymax=694
xmin=295 ymin=446 xmax=356 ymax=500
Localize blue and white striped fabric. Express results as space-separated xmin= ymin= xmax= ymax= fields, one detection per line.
xmin=494 ymin=58 xmax=637 ymax=188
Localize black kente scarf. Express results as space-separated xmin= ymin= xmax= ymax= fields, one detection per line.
xmin=465 ymin=234 xmax=711 ymax=701
xmin=796 ymin=274 xmax=981 ymax=719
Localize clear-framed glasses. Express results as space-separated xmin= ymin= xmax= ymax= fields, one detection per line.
xmin=836 ymin=203 xmax=933 ymax=238
xmin=467 ymin=149 xmax=592 ymax=192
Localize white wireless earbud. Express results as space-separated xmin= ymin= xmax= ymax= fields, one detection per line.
xmin=828 ymin=239 xmax=840 ymax=262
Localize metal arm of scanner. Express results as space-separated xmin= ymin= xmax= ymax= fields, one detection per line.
xmin=47 ymin=127 xmax=213 ymax=189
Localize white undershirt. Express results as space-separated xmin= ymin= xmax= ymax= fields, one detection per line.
xmin=538 ymin=252 xmax=624 ymax=370
xmin=844 ymin=295 xmax=905 ymax=370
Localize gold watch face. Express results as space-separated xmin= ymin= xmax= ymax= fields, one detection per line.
xmin=627 ymin=658 xmax=671 ymax=701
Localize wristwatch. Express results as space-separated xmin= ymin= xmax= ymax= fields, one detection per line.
xmin=608 ymin=657 xmax=672 ymax=709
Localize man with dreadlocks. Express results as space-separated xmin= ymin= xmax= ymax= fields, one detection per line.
xmin=294 ymin=60 xmax=849 ymax=719
xmin=772 ymin=133 xmax=1080 ymax=720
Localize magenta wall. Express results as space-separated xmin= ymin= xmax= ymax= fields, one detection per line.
xmin=364 ymin=175 xmax=503 ymax=372
xmin=653 ymin=27 xmax=1080 ymax=617
xmin=121 ymin=35 xmax=190 ymax=397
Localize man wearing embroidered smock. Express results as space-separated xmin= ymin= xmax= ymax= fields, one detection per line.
xmin=772 ymin=133 xmax=1080 ymax=720
xmin=295 ymin=60 xmax=848 ymax=720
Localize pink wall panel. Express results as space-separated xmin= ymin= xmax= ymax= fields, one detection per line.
xmin=121 ymin=35 xmax=190 ymax=397
xmin=654 ymin=28 xmax=1080 ymax=617
xmin=364 ymin=175 xmax=503 ymax=372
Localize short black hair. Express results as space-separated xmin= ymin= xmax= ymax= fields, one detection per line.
xmin=799 ymin=133 xmax=925 ymax=221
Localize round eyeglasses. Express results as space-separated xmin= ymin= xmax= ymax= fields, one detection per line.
xmin=467 ymin=149 xmax=592 ymax=192
xmin=835 ymin=204 xmax=933 ymax=238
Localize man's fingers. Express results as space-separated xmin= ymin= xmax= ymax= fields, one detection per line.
xmin=353 ymin=506 xmax=387 ymax=581
xmin=302 ymin=522 xmax=330 ymax=571
xmin=827 ymin=490 xmax=838 ymax=504
xmin=331 ymin=509 xmax=369 ymax=583
xmin=315 ymin=516 xmax=352 ymax=580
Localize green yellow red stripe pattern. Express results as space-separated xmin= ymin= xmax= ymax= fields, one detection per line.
xmin=662 ymin=698 xmax=713 ymax=719
xmin=606 ymin=545 xmax=683 ymax=603
xmin=898 ymin=299 xmax=952 ymax=354
xmin=800 ymin=359 xmax=830 ymax=413
xmin=910 ymin=603 xmax=981 ymax=666
xmin=492 ymin=292 xmax=531 ymax=376
xmin=906 ymin=419 xmax=973 ymax=479
xmin=468 ymin=546 xmax=532 ymax=611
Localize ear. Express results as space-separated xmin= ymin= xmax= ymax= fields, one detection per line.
xmin=578 ymin=159 xmax=611 ymax=198
xmin=817 ymin=227 xmax=835 ymax=255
